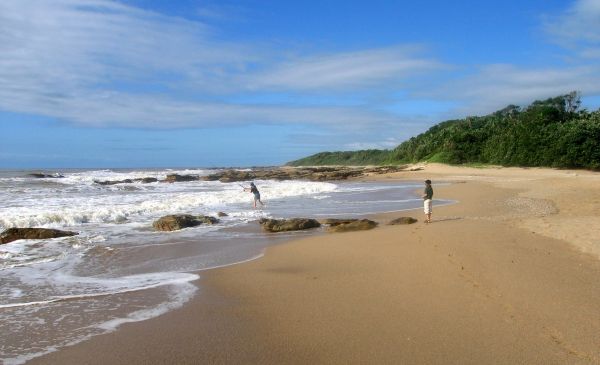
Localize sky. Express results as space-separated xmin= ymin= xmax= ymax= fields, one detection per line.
xmin=1 ymin=0 xmax=600 ymax=168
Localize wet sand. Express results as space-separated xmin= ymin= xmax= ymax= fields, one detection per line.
xmin=31 ymin=164 xmax=600 ymax=364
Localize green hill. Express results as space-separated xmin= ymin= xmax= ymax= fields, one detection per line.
xmin=287 ymin=92 xmax=600 ymax=170
xmin=285 ymin=149 xmax=391 ymax=166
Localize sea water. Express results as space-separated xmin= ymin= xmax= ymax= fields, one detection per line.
xmin=0 ymin=168 xmax=426 ymax=364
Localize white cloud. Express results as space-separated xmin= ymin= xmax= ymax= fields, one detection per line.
xmin=0 ymin=0 xmax=252 ymax=89
xmin=543 ymin=0 xmax=600 ymax=58
xmin=0 ymin=0 xmax=441 ymax=131
xmin=246 ymin=46 xmax=446 ymax=91
xmin=1 ymin=87 xmax=402 ymax=129
xmin=426 ymin=64 xmax=600 ymax=117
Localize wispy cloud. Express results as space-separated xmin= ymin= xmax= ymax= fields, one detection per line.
xmin=543 ymin=0 xmax=600 ymax=59
xmin=429 ymin=64 xmax=600 ymax=116
xmin=0 ymin=0 xmax=430 ymax=131
xmin=0 ymin=0 xmax=252 ymax=89
xmin=246 ymin=46 xmax=446 ymax=91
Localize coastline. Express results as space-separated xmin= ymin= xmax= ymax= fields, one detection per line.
xmin=30 ymin=164 xmax=600 ymax=364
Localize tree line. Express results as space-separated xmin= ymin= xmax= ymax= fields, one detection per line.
xmin=288 ymin=92 xmax=600 ymax=170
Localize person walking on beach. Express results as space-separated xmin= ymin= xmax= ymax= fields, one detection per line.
xmin=422 ymin=179 xmax=433 ymax=223
xmin=244 ymin=182 xmax=264 ymax=208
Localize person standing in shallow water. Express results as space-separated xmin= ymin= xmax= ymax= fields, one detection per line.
xmin=422 ymin=179 xmax=433 ymax=223
xmin=244 ymin=182 xmax=264 ymax=208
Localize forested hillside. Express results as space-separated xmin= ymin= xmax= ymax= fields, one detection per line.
xmin=287 ymin=92 xmax=600 ymax=170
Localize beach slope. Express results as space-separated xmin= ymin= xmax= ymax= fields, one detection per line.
xmin=32 ymin=164 xmax=600 ymax=364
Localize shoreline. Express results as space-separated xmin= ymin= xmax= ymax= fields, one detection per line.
xmin=29 ymin=164 xmax=600 ymax=364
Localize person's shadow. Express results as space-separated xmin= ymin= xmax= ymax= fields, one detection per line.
xmin=428 ymin=217 xmax=463 ymax=223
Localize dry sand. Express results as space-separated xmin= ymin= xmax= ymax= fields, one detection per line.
xmin=31 ymin=164 xmax=600 ymax=364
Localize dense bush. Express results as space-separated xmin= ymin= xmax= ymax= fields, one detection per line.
xmin=287 ymin=93 xmax=600 ymax=170
xmin=287 ymin=149 xmax=392 ymax=166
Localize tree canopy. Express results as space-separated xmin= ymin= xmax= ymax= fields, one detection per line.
xmin=287 ymin=92 xmax=600 ymax=170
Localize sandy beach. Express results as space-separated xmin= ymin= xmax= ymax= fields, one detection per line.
xmin=30 ymin=164 xmax=600 ymax=364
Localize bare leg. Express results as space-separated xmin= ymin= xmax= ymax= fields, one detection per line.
xmin=426 ymin=213 xmax=431 ymax=223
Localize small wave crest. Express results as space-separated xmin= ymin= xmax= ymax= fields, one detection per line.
xmin=0 ymin=272 xmax=199 ymax=309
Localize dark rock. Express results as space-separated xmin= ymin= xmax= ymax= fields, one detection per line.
xmin=217 ymin=212 xmax=228 ymax=217
xmin=95 ymin=177 xmax=158 ymax=185
xmin=28 ymin=173 xmax=64 ymax=178
xmin=259 ymin=218 xmax=321 ymax=232
xmin=163 ymin=174 xmax=199 ymax=183
xmin=201 ymin=169 xmax=256 ymax=183
xmin=95 ymin=179 xmax=127 ymax=185
xmin=140 ymin=177 xmax=158 ymax=183
xmin=153 ymin=215 xmax=201 ymax=231
xmin=387 ymin=217 xmax=418 ymax=225
xmin=152 ymin=214 xmax=219 ymax=231
xmin=318 ymin=218 xmax=359 ymax=226
xmin=197 ymin=215 xmax=219 ymax=224
xmin=1 ymin=228 xmax=78 ymax=244
xmin=326 ymin=219 xmax=378 ymax=233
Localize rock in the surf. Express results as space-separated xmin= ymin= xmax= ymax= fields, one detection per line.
xmin=163 ymin=174 xmax=199 ymax=183
xmin=152 ymin=214 xmax=219 ymax=231
xmin=0 ymin=228 xmax=78 ymax=244
xmin=217 ymin=212 xmax=228 ymax=217
xmin=387 ymin=217 xmax=418 ymax=225
xmin=201 ymin=165 xmax=409 ymax=183
xmin=196 ymin=215 xmax=219 ymax=224
xmin=94 ymin=177 xmax=158 ymax=185
xmin=258 ymin=218 xmax=321 ymax=232
xmin=326 ymin=219 xmax=378 ymax=233
xmin=95 ymin=179 xmax=133 ymax=185
xmin=28 ymin=173 xmax=64 ymax=178
xmin=139 ymin=177 xmax=158 ymax=183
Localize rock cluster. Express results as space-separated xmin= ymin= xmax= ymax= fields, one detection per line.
xmin=1 ymin=213 xmax=418 ymax=245
xmin=152 ymin=214 xmax=219 ymax=231
xmin=257 ymin=217 xmax=379 ymax=233
xmin=0 ymin=228 xmax=77 ymax=244
xmin=387 ymin=217 xmax=418 ymax=225
xmin=93 ymin=166 xmax=409 ymax=185
xmin=324 ymin=219 xmax=378 ymax=233
xmin=203 ymin=166 xmax=407 ymax=183
xmin=258 ymin=218 xmax=321 ymax=232
xmin=94 ymin=177 xmax=158 ymax=185
xmin=163 ymin=174 xmax=199 ymax=183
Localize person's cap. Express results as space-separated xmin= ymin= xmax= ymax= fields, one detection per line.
xmin=425 ymin=179 xmax=431 ymax=184
xmin=250 ymin=182 xmax=255 ymax=186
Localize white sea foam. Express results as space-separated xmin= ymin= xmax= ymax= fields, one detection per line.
xmin=0 ymin=179 xmax=337 ymax=229
xmin=0 ymin=272 xmax=199 ymax=309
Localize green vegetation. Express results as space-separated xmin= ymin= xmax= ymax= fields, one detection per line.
xmin=286 ymin=149 xmax=391 ymax=166
xmin=287 ymin=92 xmax=600 ymax=170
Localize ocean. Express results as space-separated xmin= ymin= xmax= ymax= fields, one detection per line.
xmin=0 ymin=168 xmax=427 ymax=364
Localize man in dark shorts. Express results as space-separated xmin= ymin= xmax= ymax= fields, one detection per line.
xmin=244 ymin=182 xmax=264 ymax=208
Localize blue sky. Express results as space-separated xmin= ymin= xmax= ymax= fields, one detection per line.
xmin=1 ymin=0 xmax=600 ymax=168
